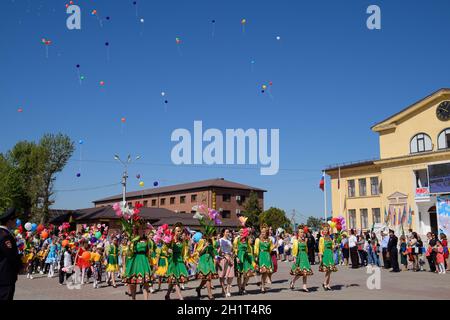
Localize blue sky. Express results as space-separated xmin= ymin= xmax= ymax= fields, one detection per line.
xmin=2 ymin=0 xmax=450 ymax=223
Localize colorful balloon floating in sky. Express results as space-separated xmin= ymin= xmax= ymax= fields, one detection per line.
xmin=139 ymin=181 xmax=145 ymax=187
xmin=241 ymin=18 xmax=246 ymax=25
xmin=153 ymin=181 xmax=158 ymax=187
xmin=140 ymin=18 xmax=144 ymax=23
xmin=161 ymin=92 xmax=165 ymax=97
xmin=17 ymin=107 xmax=23 ymax=113
xmin=136 ymin=174 xmax=141 ymax=179
xmin=91 ymin=9 xmax=97 ymax=15
xmin=79 ymin=139 xmax=83 ymax=145
xmin=175 ymin=37 xmax=181 ymax=45
xmin=65 ymin=1 xmax=74 ymax=8
xmin=121 ymin=117 xmax=126 ymax=123
xmin=76 ymin=173 xmax=81 ymax=177
xmin=99 ymin=80 xmax=105 ymax=86
xmin=276 ymin=36 xmax=281 ymax=40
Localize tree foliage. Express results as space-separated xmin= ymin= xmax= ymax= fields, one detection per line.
xmin=243 ymin=191 xmax=262 ymax=229
xmin=259 ymin=207 xmax=292 ymax=233
xmin=306 ymin=216 xmax=324 ymax=231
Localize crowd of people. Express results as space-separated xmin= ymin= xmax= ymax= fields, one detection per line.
xmin=1 ymin=206 xmax=449 ymax=301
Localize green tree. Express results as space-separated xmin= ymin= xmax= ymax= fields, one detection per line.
xmin=306 ymin=216 xmax=324 ymax=232
xmin=259 ymin=207 xmax=292 ymax=233
xmin=38 ymin=133 xmax=74 ymax=223
xmin=243 ymin=191 xmax=262 ymax=229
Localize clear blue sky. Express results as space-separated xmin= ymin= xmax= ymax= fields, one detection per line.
xmin=2 ymin=0 xmax=450 ymax=223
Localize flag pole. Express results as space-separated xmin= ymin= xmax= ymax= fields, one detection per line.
xmin=338 ymin=166 xmax=342 ymax=217
xmin=324 ymin=171 xmax=327 ymax=221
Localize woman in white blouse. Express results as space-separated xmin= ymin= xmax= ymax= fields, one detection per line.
xmin=218 ymin=229 xmax=234 ymax=297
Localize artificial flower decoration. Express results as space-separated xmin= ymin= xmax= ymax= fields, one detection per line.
xmin=113 ymin=201 xmax=144 ymax=237
xmin=238 ymin=216 xmax=248 ymax=227
xmin=191 ymin=205 xmax=222 ymax=237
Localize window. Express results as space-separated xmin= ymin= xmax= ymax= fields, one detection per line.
xmin=358 ymin=179 xmax=367 ymax=196
xmin=415 ymin=169 xmax=429 ymax=188
xmin=370 ymin=177 xmax=379 ymax=195
xmin=170 ymin=197 xmax=175 ymax=205
xmin=410 ymin=133 xmax=432 ymax=153
xmin=143 ymin=200 xmax=148 ymax=207
xmin=360 ymin=209 xmax=368 ymax=229
xmin=348 ymin=180 xmax=355 ymax=197
xmin=191 ymin=194 xmax=197 ymax=202
xmin=437 ymin=128 xmax=450 ymax=150
xmin=221 ymin=210 xmax=231 ymax=218
xmin=222 ymin=194 xmax=231 ymax=202
xmin=127 ymin=202 xmax=132 ymax=208
xmin=348 ymin=209 xmax=356 ymax=229
xmin=237 ymin=195 xmax=246 ymax=203
xmin=151 ymin=199 xmax=156 ymax=206
xmin=160 ymin=198 xmax=166 ymax=205
xmin=180 ymin=196 xmax=186 ymax=204
xmin=372 ymin=208 xmax=381 ymax=224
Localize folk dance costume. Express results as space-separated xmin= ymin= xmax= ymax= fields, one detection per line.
xmin=233 ymin=236 xmax=255 ymax=277
xmin=254 ymin=238 xmax=274 ymax=274
xmin=45 ymin=244 xmax=58 ymax=277
xmin=318 ymin=236 xmax=338 ymax=273
xmin=155 ymin=244 xmax=169 ymax=279
xmin=91 ymin=251 xmax=102 ymax=288
xmin=195 ymin=238 xmax=219 ymax=280
xmin=166 ymin=240 xmax=190 ymax=284
xmin=105 ymin=244 xmax=119 ymax=272
xmin=290 ymin=239 xmax=313 ymax=276
xmin=147 ymin=239 xmax=158 ymax=268
xmin=122 ymin=240 xmax=153 ymax=284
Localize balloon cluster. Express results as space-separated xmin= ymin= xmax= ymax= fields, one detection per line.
xmin=192 ymin=204 xmax=222 ymax=237
xmin=112 ymin=201 xmax=144 ymax=237
xmin=328 ymin=216 xmax=346 ymax=232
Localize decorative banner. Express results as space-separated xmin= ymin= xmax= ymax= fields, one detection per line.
xmin=415 ymin=187 xmax=430 ymax=202
xmin=437 ymin=195 xmax=450 ymax=236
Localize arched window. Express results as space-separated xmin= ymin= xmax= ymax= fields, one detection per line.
xmin=410 ymin=133 xmax=432 ymax=154
xmin=437 ymin=128 xmax=450 ymax=150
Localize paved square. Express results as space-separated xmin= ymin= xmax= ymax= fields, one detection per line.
xmin=14 ymin=261 xmax=450 ymax=300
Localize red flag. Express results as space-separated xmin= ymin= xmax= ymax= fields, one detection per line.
xmin=319 ymin=173 xmax=325 ymax=191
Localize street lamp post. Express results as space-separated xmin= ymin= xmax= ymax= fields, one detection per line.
xmin=114 ymin=154 xmax=141 ymax=206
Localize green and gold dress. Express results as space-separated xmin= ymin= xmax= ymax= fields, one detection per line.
xmin=123 ymin=240 xmax=153 ymax=284
xmin=148 ymin=239 xmax=157 ymax=268
xmin=106 ymin=244 xmax=119 ymax=272
xmin=166 ymin=241 xmax=189 ymax=284
xmin=155 ymin=244 xmax=168 ymax=278
xmin=234 ymin=237 xmax=255 ymax=277
xmin=196 ymin=239 xmax=219 ymax=280
xmin=319 ymin=237 xmax=338 ymax=272
xmin=290 ymin=239 xmax=313 ymax=276
xmin=254 ymin=238 xmax=273 ymax=273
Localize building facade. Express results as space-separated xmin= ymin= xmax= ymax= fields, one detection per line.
xmin=93 ymin=178 xmax=265 ymax=222
xmin=325 ymin=89 xmax=450 ymax=236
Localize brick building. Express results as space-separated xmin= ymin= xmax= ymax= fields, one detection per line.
xmin=92 ymin=178 xmax=265 ymax=222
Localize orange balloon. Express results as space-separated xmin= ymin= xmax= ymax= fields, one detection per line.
xmin=62 ymin=240 xmax=69 ymax=247
xmin=81 ymin=251 xmax=91 ymax=260
xmin=41 ymin=231 xmax=49 ymax=239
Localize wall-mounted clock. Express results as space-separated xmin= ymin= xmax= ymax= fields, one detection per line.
xmin=437 ymin=101 xmax=450 ymax=121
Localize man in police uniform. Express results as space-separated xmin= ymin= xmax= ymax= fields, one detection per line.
xmin=0 ymin=208 xmax=23 ymax=300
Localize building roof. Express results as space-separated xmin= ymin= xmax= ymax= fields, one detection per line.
xmin=93 ymin=178 xmax=266 ymax=203
xmin=371 ymin=88 xmax=450 ymax=132
xmin=324 ymin=159 xmax=378 ymax=173
xmin=50 ymin=206 xmax=239 ymax=228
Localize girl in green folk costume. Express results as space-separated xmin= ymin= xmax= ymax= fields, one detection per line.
xmin=105 ymin=237 xmax=119 ymax=288
xmin=318 ymin=224 xmax=338 ymax=291
xmin=195 ymin=233 xmax=219 ymax=300
xmin=233 ymin=227 xmax=255 ymax=295
xmin=165 ymin=223 xmax=190 ymax=300
xmin=147 ymin=230 xmax=157 ymax=293
xmin=122 ymin=226 xmax=153 ymax=300
xmin=254 ymin=223 xmax=274 ymax=293
xmin=290 ymin=225 xmax=313 ymax=292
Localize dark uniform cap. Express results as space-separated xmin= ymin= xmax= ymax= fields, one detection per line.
xmin=0 ymin=208 xmax=17 ymax=224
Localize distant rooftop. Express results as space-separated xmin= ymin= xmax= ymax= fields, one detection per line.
xmin=324 ymin=158 xmax=379 ymax=172
xmin=93 ymin=178 xmax=266 ymax=204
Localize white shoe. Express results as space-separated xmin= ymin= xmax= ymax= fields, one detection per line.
xmin=226 ymin=292 xmax=231 ymax=297
xmin=150 ymin=288 xmax=155 ymax=293
xmin=30 ymin=275 xmax=34 ymax=279
xmin=26 ymin=274 xmax=30 ymax=279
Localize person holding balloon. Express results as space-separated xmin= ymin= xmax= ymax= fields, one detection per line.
xmin=318 ymin=223 xmax=338 ymax=291
xmin=74 ymin=240 xmax=91 ymax=285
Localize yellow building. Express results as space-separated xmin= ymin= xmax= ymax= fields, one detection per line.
xmin=325 ymin=89 xmax=450 ymax=236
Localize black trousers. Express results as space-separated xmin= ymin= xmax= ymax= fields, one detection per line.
xmin=427 ymin=253 xmax=436 ymax=272
xmin=382 ymin=248 xmax=391 ymax=269
xmin=308 ymin=247 xmax=315 ymax=265
xmin=350 ymin=247 xmax=359 ymax=268
xmin=390 ymin=248 xmax=400 ymax=272
xmin=59 ymin=271 xmax=71 ymax=284
xmin=0 ymin=285 xmax=15 ymax=301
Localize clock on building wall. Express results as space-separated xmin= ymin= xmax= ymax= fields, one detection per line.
xmin=436 ymin=101 xmax=450 ymax=121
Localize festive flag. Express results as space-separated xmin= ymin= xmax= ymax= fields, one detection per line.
xmin=402 ymin=206 xmax=407 ymax=224
xmin=408 ymin=206 xmax=412 ymax=225
xmin=319 ymin=172 xmax=325 ymax=191
xmin=384 ymin=207 xmax=389 ymax=223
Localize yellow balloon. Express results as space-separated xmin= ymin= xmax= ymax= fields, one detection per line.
xmin=262 ymin=85 xmax=267 ymax=90
xmin=330 ymin=221 xmax=336 ymax=229
xmin=139 ymin=181 xmax=145 ymax=187
xmin=14 ymin=230 xmax=20 ymax=236
xmin=241 ymin=19 xmax=246 ymax=24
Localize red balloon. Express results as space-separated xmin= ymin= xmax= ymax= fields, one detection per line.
xmin=37 ymin=224 xmax=44 ymax=233
xmin=121 ymin=117 xmax=126 ymax=123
